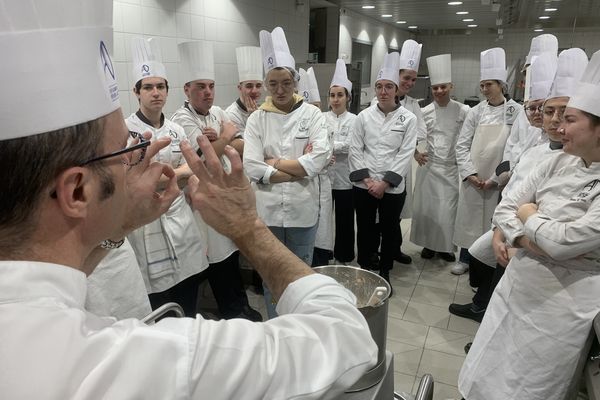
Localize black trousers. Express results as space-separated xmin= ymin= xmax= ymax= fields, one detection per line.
xmin=469 ymin=254 xmax=506 ymax=308
xmin=149 ymin=272 xmax=203 ymax=318
xmin=354 ymin=187 xmax=405 ymax=273
xmin=204 ymin=251 xmax=250 ymax=318
xmin=332 ymin=189 xmax=355 ymax=262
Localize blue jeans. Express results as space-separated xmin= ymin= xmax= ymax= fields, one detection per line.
xmin=263 ymin=224 xmax=318 ymax=319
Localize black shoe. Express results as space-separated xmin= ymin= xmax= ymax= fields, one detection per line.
xmin=420 ymin=248 xmax=435 ymax=259
xmin=449 ymin=302 xmax=485 ymax=323
xmin=237 ymin=305 xmax=263 ymax=322
xmin=464 ymin=342 xmax=472 ymax=354
xmin=438 ymin=252 xmax=456 ymax=262
xmin=394 ymin=252 xmax=412 ymax=264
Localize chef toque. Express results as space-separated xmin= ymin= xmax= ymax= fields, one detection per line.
xmin=131 ymin=37 xmax=167 ymax=85
xmin=259 ymin=27 xmax=295 ymax=73
xmin=527 ymin=52 xmax=558 ymax=101
xmin=548 ymin=48 xmax=589 ymax=99
xmin=298 ymin=67 xmax=320 ymax=103
xmin=399 ymin=39 xmax=422 ymax=72
xmin=0 ymin=0 xmax=120 ymax=140
xmin=330 ymin=59 xmax=352 ymax=93
xmin=235 ymin=46 xmax=263 ymax=83
xmin=179 ymin=40 xmax=214 ymax=84
xmin=568 ymin=49 xmax=600 ymax=117
xmin=525 ymin=34 xmax=558 ymax=65
xmin=426 ymin=54 xmax=452 ymax=85
xmin=480 ymin=47 xmax=507 ymax=83
xmin=376 ymin=52 xmax=401 ymax=86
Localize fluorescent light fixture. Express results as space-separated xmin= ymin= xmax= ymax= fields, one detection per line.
xmin=381 ymin=14 xmax=393 ymax=17
xmin=539 ymin=15 xmax=550 ymax=19
xmin=408 ymin=25 xmax=418 ymax=29
xmin=456 ymin=11 xmax=469 ymax=14
xmin=396 ymin=20 xmax=407 ymax=24
xmin=545 ymin=8 xmax=558 ymax=11
xmin=467 ymin=24 xmax=478 ymax=27
xmin=462 ymin=18 xmax=474 ymax=21
xmin=448 ymin=1 xmax=463 ymax=4
xmin=534 ymin=28 xmax=544 ymax=32
xmin=362 ymin=5 xmax=375 ymax=9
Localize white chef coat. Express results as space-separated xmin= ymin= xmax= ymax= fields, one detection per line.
xmin=501 ymin=111 xmax=547 ymax=170
xmin=243 ymin=97 xmax=332 ymax=228
xmin=349 ymin=104 xmax=418 ymax=194
xmin=85 ymin=239 xmax=152 ymax=320
xmin=453 ymin=99 xmax=522 ymax=248
xmin=326 ymin=110 xmax=357 ymax=190
xmin=126 ymin=113 xmax=208 ymax=293
xmin=226 ymin=98 xmax=251 ymax=137
xmin=460 ymin=152 xmax=600 ymax=400
xmin=468 ymin=141 xmax=563 ymax=267
xmin=171 ymin=103 xmax=239 ymax=263
xmin=0 ymin=261 xmax=377 ymax=400
xmin=410 ymin=100 xmax=469 ymax=252
xmin=314 ymin=173 xmax=334 ymax=251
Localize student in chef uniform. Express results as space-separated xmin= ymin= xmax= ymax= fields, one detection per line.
xmin=0 ymin=3 xmax=378 ymax=398
xmin=243 ymin=27 xmax=332 ymax=317
xmin=410 ymin=54 xmax=469 ymax=262
xmin=119 ymin=37 xmax=209 ymax=317
xmin=226 ymin=46 xmax=264 ymax=136
xmin=458 ymin=49 xmax=600 ymax=400
xmin=452 ymin=48 xmax=523 ymax=275
xmin=349 ymin=52 xmax=418 ymax=292
xmin=500 ymin=34 xmax=558 ymax=181
xmin=298 ymin=67 xmax=335 ymax=266
xmin=327 ymin=59 xmax=358 ymax=265
xmin=450 ymin=50 xmax=586 ymax=323
xmin=172 ymin=40 xmax=261 ymax=321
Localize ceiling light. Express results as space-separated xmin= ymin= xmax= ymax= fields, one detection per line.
xmin=362 ymin=5 xmax=374 ymax=9
xmin=381 ymin=14 xmax=392 ymax=17
xmin=408 ymin=25 xmax=418 ymax=29
xmin=448 ymin=1 xmax=463 ymax=4
xmin=456 ymin=11 xmax=469 ymax=14
xmin=462 ymin=18 xmax=474 ymax=22
xmin=396 ymin=20 xmax=407 ymax=24
xmin=545 ymin=8 xmax=557 ymax=11
xmin=534 ymin=28 xmax=544 ymax=32
xmin=539 ymin=15 xmax=550 ymax=19
xmin=467 ymin=24 xmax=478 ymax=27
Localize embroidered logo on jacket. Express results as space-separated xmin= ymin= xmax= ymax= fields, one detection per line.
xmin=571 ymin=179 xmax=600 ymax=202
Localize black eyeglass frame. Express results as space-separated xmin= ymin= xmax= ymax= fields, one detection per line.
xmin=78 ymin=131 xmax=150 ymax=167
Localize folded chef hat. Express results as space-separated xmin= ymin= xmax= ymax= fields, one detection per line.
xmin=480 ymin=47 xmax=507 ymax=83
xmin=131 ymin=37 xmax=167 ymax=84
xmin=525 ymin=34 xmax=558 ymax=66
xmin=0 ymin=0 xmax=120 ymax=140
xmin=330 ymin=59 xmax=352 ymax=93
xmin=399 ymin=39 xmax=422 ymax=72
xmin=426 ymin=54 xmax=452 ymax=85
xmin=548 ymin=48 xmax=588 ymax=100
xmin=259 ymin=27 xmax=295 ymax=73
xmin=298 ymin=67 xmax=320 ymax=103
xmin=179 ymin=40 xmax=214 ymax=83
xmin=376 ymin=52 xmax=401 ymax=86
xmin=235 ymin=46 xmax=263 ymax=83
xmin=527 ymin=52 xmax=558 ymax=101
xmin=568 ymin=49 xmax=600 ymax=118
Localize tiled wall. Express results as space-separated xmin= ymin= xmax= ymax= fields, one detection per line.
xmin=112 ymin=0 xmax=310 ymax=117
xmin=418 ymin=28 xmax=600 ymax=103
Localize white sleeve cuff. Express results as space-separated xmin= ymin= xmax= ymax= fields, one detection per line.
xmin=276 ymin=274 xmax=356 ymax=315
xmin=523 ymin=214 xmax=545 ymax=243
xmin=261 ymin=166 xmax=277 ymax=184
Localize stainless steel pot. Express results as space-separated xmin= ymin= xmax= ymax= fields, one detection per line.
xmin=313 ymin=265 xmax=391 ymax=392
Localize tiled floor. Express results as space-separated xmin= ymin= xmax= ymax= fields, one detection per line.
xmin=243 ymin=219 xmax=478 ymax=400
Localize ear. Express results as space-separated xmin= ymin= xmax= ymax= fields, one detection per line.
xmin=133 ymin=86 xmax=141 ymax=100
xmin=53 ymin=167 xmax=94 ymax=219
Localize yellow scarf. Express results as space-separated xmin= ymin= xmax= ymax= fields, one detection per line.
xmin=259 ymin=93 xmax=305 ymax=115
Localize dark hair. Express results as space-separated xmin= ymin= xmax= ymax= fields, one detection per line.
xmin=582 ymin=110 xmax=600 ymax=127
xmin=134 ymin=78 xmax=169 ymax=94
xmin=0 ymin=118 xmax=107 ymax=255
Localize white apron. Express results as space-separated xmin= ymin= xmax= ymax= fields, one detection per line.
xmin=314 ymin=173 xmax=334 ymax=251
xmin=453 ymin=102 xmax=510 ymax=248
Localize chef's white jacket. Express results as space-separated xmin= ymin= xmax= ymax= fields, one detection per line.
xmin=348 ymin=104 xmax=418 ymax=194
xmin=0 ymin=261 xmax=377 ymax=399
xmin=502 ymin=111 xmax=547 ymax=170
xmin=226 ymin=99 xmax=251 ymax=137
xmin=326 ymin=110 xmax=357 ymax=190
xmin=243 ymin=100 xmax=332 ymax=228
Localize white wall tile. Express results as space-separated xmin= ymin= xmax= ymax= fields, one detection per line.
xmin=141 ymin=0 xmax=176 ymax=11
xmin=118 ymin=0 xmax=141 ymax=5
xmin=159 ymin=37 xmax=180 ymax=62
xmin=204 ymin=17 xmax=218 ymax=41
xmin=175 ymin=0 xmax=191 ymax=13
xmin=190 ymin=15 xmax=205 ymax=39
xmin=121 ymin=3 xmax=143 ymax=33
xmin=176 ymin=12 xmax=192 ymax=38
xmin=113 ymin=2 xmax=124 ymax=32
xmin=190 ymin=0 xmax=203 ymax=15
xmin=112 ymin=32 xmax=128 ymax=62
xmin=142 ymin=7 xmax=176 ymax=37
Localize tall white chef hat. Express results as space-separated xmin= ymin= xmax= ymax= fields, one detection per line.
xmin=568 ymin=49 xmax=600 ymax=117
xmin=179 ymin=40 xmax=214 ymax=84
xmin=480 ymin=47 xmax=507 ymax=83
xmin=298 ymin=67 xmax=320 ymax=103
xmin=525 ymin=34 xmax=558 ymax=66
xmin=131 ymin=37 xmax=167 ymax=85
xmin=399 ymin=39 xmax=422 ymax=72
xmin=235 ymin=46 xmax=263 ymax=83
xmin=527 ymin=52 xmax=558 ymax=101
xmin=548 ymin=48 xmax=589 ymax=99
xmin=259 ymin=27 xmax=295 ymax=73
xmin=376 ymin=52 xmax=401 ymax=86
xmin=426 ymin=54 xmax=452 ymax=85
xmin=330 ymin=59 xmax=352 ymax=93
xmin=0 ymin=0 xmax=120 ymax=140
